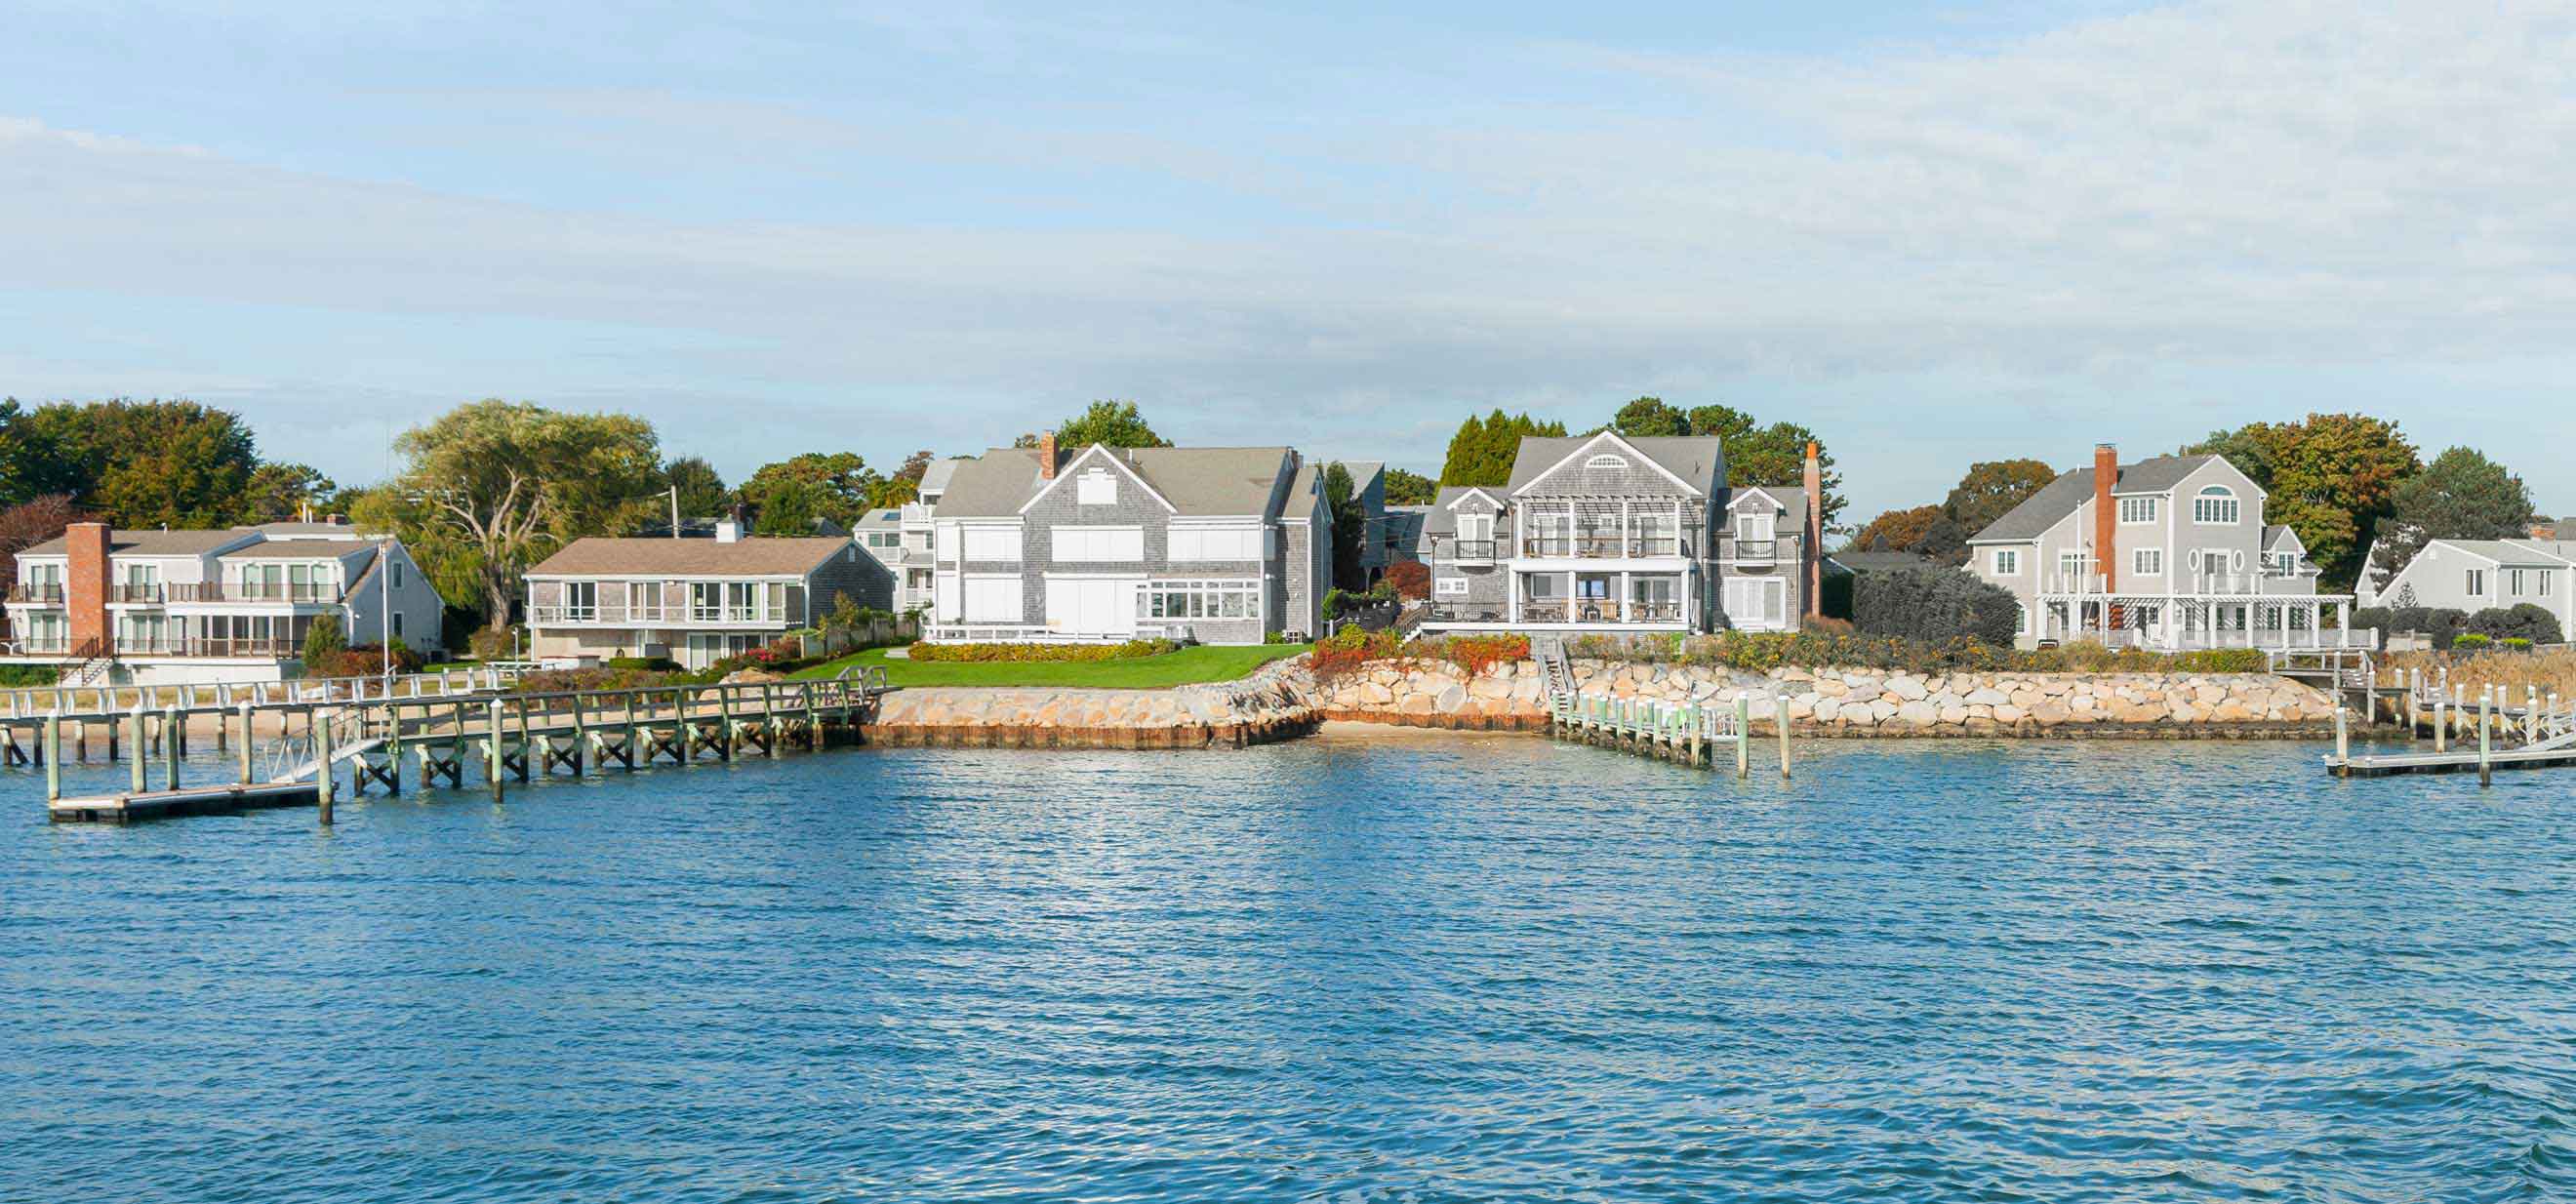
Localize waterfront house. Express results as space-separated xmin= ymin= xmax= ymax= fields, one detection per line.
xmin=2357 ymin=538 xmax=2574 ymax=634
xmin=1 ymin=519 xmax=448 ymax=686
xmin=850 ymin=458 xmax=958 ymax=617
xmin=920 ymin=434 xmax=1331 ymax=644
xmin=1414 ymin=431 xmax=1823 ymax=634
xmin=1965 ymin=444 xmax=2368 ymax=650
xmin=523 ymin=521 xmax=886 ymax=668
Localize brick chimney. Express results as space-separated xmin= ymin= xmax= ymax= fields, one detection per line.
xmin=1038 ymin=431 xmax=1059 ymax=480
xmin=65 ymin=522 xmax=112 ymax=659
xmin=1802 ymin=440 xmax=1823 ymax=620
xmin=2093 ymin=443 xmax=2117 ymax=593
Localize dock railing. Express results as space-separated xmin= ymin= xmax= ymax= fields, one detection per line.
xmin=1 ymin=663 xmax=524 ymax=722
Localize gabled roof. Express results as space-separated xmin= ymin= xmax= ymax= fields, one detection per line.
xmin=2438 ymin=540 xmax=2576 ymax=567
xmin=1421 ymin=486 xmax=1510 ymax=539
xmin=527 ymin=537 xmax=852 ymax=577
xmin=221 ymin=539 xmax=379 ymax=561
xmin=17 ymin=529 xmax=255 ymax=558
xmin=2264 ymin=525 xmax=2301 ymax=550
xmin=1969 ymin=454 xmax=2231 ymax=544
xmin=1505 ymin=432 xmax=1724 ymax=497
xmin=1281 ymin=462 xmax=1324 ymax=520
xmin=939 ymin=444 xmax=1298 ymax=519
xmin=1731 ymin=483 xmax=1813 ymax=514
xmin=916 ymin=458 xmax=961 ymax=498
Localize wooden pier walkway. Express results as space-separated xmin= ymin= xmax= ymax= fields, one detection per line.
xmin=0 ymin=666 xmax=521 ymax=769
xmin=2324 ymin=670 xmax=2574 ymax=784
xmin=1530 ymin=636 xmax=1784 ymax=777
xmin=32 ymin=669 xmax=891 ymax=823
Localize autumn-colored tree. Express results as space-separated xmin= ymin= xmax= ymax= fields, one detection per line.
xmin=1942 ymin=460 xmax=2058 ymax=537
xmin=1385 ymin=559 xmax=1431 ymax=600
xmin=1845 ymin=505 xmax=1945 ymax=553
xmin=0 ymin=495 xmax=82 ymax=599
xmin=2189 ymin=414 xmax=2418 ymax=588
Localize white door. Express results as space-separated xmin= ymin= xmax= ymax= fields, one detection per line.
xmin=1725 ymin=578 xmax=1787 ymax=629
xmin=1047 ymin=579 xmax=1139 ymax=637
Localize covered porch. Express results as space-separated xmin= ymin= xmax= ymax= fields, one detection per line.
xmin=2033 ymin=592 xmax=2379 ymax=652
xmin=1509 ymin=569 xmax=1692 ymax=626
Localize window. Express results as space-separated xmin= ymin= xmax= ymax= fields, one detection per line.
xmin=392 ymin=613 xmax=404 ymax=639
xmin=392 ymin=561 xmax=405 ymax=590
xmin=1052 ymin=526 xmax=1144 ymax=562
xmin=2508 ymin=569 xmax=2526 ymax=596
xmin=2467 ymin=569 xmax=2486 ymax=596
xmin=1992 ymin=549 xmax=2020 ymax=576
xmin=866 ymin=532 xmax=900 ymax=548
xmin=1434 ymin=577 xmax=1469 ymax=598
xmin=1170 ymin=526 xmax=1263 ymax=561
xmin=564 ymin=581 xmax=597 ymax=622
xmin=2545 ymin=574 xmax=2556 ymax=598
xmin=2016 ymin=603 xmax=2031 ymax=635
xmin=2193 ymin=486 xmax=2240 ymax=525
xmin=1138 ymin=579 xmax=1259 ymax=621
xmin=1076 ymin=468 xmax=1116 ymax=505
xmin=1586 ymin=454 xmax=1628 ymax=470
xmin=1736 ymin=510 xmax=1775 ymax=542
xmin=2118 ymin=497 xmax=2156 ymax=524
xmin=961 ymin=526 xmax=1024 ymax=562
xmin=2132 ymin=548 xmax=2162 ymax=576
xmin=2058 ymin=551 xmax=2089 ymax=578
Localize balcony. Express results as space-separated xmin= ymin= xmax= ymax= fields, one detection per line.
xmin=4 ymin=585 xmax=64 ymax=605
xmin=529 ymin=603 xmax=793 ymax=627
xmin=1517 ymin=535 xmax=1696 ymax=560
xmin=1449 ymin=539 xmax=1498 ymax=566
xmin=1725 ymin=539 xmax=1778 ymax=566
xmin=2038 ymin=570 xmax=2317 ymax=598
xmin=167 ymin=582 xmax=342 ymax=605
xmin=113 ymin=636 xmax=302 ymax=660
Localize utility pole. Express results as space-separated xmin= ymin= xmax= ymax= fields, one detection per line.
xmin=669 ymin=485 xmax=682 ymax=540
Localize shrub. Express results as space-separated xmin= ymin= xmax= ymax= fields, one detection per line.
xmin=608 ymin=656 xmax=683 ymax=672
xmin=302 ymin=613 xmax=346 ymax=666
xmin=306 ymin=642 xmax=426 ymax=678
xmin=2454 ymin=633 xmax=2492 ymax=651
xmin=1385 ymin=559 xmax=1431 ymax=601
xmin=908 ymin=639 xmax=1179 ymax=663
xmin=2503 ymin=637 xmax=2534 ymax=652
xmin=2466 ymin=603 xmax=2562 ymax=645
xmin=1851 ymin=568 xmax=2018 ymax=645
xmin=467 ymin=626 xmax=519 ymax=662
xmin=0 ymin=663 xmax=60 ymax=688
xmin=1308 ymin=625 xmax=1402 ymax=678
xmin=2352 ymin=606 xmax=2471 ymax=647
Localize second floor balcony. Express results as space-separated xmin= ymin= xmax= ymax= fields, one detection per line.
xmin=168 ymin=582 xmax=343 ymax=605
xmin=4 ymin=584 xmax=64 ymax=605
xmin=1516 ymin=533 xmax=1696 ymax=560
xmin=529 ymin=601 xmax=797 ymax=627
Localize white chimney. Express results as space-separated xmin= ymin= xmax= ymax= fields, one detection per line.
xmin=715 ymin=518 xmax=742 ymax=543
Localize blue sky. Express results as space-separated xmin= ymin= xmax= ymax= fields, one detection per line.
xmin=3 ymin=0 xmax=2569 ymax=520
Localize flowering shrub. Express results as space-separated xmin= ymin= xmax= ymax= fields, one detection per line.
xmin=909 ymin=639 xmax=1180 ymax=663
xmin=1307 ymin=628 xmax=1528 ymax=678
xmin=1565 ymin=631 xmax=2271 ymax=675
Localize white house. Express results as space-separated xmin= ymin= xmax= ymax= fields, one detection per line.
xmin=2359 ymin=538 xmax=2575 ymax=635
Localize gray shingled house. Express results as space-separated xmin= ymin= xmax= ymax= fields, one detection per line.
xmin=524 ymin=523 xmax=887 ymax=668
xmin=1964 ymin=443 xmax=2367 ymax=651
xmin=921 ymin=435 xmax=1331 ymax=644
xmin=1413 ymin=430 xmax=1826 ymax=635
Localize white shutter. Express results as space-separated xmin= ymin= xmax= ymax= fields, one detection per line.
xmin=934 ymin=573 xmax=961 ymax=621
xmin=963 ymin=577 xmax=1023 ymax=622
xmin=963 ymin=527 xmax=1023 ymax=561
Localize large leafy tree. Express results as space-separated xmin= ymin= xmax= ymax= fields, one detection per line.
xmin=1611 ymin=396 xmax=1689 ymax=438
xmin=1942 ymin=460 xmax=2057 ymax=538
xmin=1051 ymin=400 xmax=1170 ymax=449
xmin=1846 ymin=505 xmax=1945 ymax=553
xmin=1382 ymin=468 xmax=1435 ymax=506
xmin=357 ymin=399 xmax=664 ymax=630
xmin=662 ymin=456 xmax=731 ymax=518
xmin=1322 ymin=462 xmax=1366 ymax=590
xmin=2190 ymin=414 xmax=2418 ymax=587
xmin=7 ymin=398 xmax=262 ymax=526
xmin=1439 ymin=410 xmax=1567 ymax=488
xmin=243 ymin=462 xmax=338 ymax=523
xmin=1684 ymin=403 xmax=1845 ymax=527
xmin=2368 ymin=447 xmax=2536 ymax=586
xmin=741 ymin=452 xmax=882 ymax=532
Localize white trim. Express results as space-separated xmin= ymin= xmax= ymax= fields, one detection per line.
xmin=1509 ymin=430 xmax=1703 ymax=499
xmin=1729 ymin=486 xmax=1786 ymax=511
xmin=1443 ymin=487 xmax=1506 ymax=511
xmin=1015 ymin=444 xmax=1178 ymax=516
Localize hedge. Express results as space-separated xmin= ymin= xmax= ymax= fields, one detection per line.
xmin=1567 ymin=630 xmax=2271 ymax=676
xmin=907 ymin=639 xmax=1179 ymax=663
xmin=1851 ymin=568 xmax=2019 ymax=646
xmin=2357 ymin=604 xmax=2561 ymax=647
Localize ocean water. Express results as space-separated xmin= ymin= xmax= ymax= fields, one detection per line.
xmin=2 ymin=728 xmax=2572 ymax=1202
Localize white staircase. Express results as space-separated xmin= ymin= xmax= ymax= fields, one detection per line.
xmin=1532 ymin=636 xmax=1577 ymax=709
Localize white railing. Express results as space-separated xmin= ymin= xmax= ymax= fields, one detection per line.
xmin=529 ymin=604 xmax=791 ymax=626
xmin=921 ymin=622 xmax=1191 ymax=644
xmin=1 ymin=663 xmax=526 ymax=721
xmin=2061 ymin=623 xmax=2381 ymax=652
xmin=2040 ymin=570 xmax=2309 ymax=597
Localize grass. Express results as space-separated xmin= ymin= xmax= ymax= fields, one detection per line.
xmin=790 ymin=644 xmax=1309 ymax=689
xmin=2382 ymin=648 xmax=2576 ymax=702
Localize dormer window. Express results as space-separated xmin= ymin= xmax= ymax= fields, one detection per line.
xmin=2192 ymin=486 xmax=2239 ymax=525
xmin=1076 ymin=468 xmax=1116 ymax=505
xmin=1736 ymin=508 xmax=1775 ymax=542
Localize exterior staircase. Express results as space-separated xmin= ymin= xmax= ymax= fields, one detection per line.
xmin=63 ymin=655 xmax=114 ymax=688
xmin=1532 ymin=635 xmax=1577 ymax=710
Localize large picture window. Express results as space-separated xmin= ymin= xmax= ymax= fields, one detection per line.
xmin=2118 ymin=497 xmax=2156 ymax=524
xmin=1139 ymin=579 xmax=1258 ymax=621
xmin=2192 ymin=486 xmax=2240 ymax=525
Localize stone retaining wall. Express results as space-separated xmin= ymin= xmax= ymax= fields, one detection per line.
xmin=861 ymin=657 xmax=1322 ymax=749
xmin=1315 ymin=659 xmax=2338 ymax=738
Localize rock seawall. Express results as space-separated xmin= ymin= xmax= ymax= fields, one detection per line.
xmin=862 ymin=658 xmax=1323 ymax=748
xmin=1315 ymin=659 xmax=2337 ymax=738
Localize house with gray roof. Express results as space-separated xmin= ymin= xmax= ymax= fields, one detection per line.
xmin=851 ymin=457 xmax=961 ymax=617
xmin=919 ymin=434 xmax=1332 ymax=644
xmin=1413 ymin=430 xmax=1823 ymax=635
xmin=3 ymin=519 xmax=448 ymax=686
xmin=1965 ymin=443 xmax=2369 ymax=651
xmin=2358 ymin=537 xmax=2574 ymax=635
xmin=524 ymin=522 xmax=885 ymax=669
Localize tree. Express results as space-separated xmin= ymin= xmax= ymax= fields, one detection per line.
xmin=302 ymin=611 xmax=346 ymax=667
xmin=2369 ymin=447 xmax=2537 ymax=586
xmin=1322 ymin=462 xmax=1366 ymax=591
xmin=1382 ymin=468 xmax=1436 ymax=506
xmin=1942 ymin=460 xmax=2057 ymax=538
xmin=1439 ymin=410 xmax=1567 ymax=488
xmin=360 ymin=399 xmax=664 ymax=630
xmin=243 ymin=462 xmax=338 ymax=523
xmin=1684 ymin=404 xmax=1846 ymax=528
xmin=1845 ymin=505 xmax=1944 ymax=553
xmin=1053 ymin=400 xmax=1169 ymax=449
xmin=1385 ymin=559 xmax=1430 ymax=600
xmin=663 ymin=457 xmax=730 ymax=518
xmin=1611 ymin=396 xmax=1689 ymax=438
xmin=741 ymin=452 xmax=882 ymax=531
xmin=0 ymin=495 xmax=81 ymax=601
xmin=2190 ymin=414 xmax=2418 ymax=588
xmin=892 ymin=450 xmax=934 ymax=486
xmin=7 ymin=398 xmax=262 ymax=526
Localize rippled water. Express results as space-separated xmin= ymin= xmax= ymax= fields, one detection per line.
xmin=4 ymin=728 xmax=2574 ymax=1202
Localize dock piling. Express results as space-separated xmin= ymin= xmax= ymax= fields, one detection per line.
xmin=2478 ymin=690 xmax=2493 ymax=789
xmin=1774 ymin=686 xmax=1791 ymax=780
xmin=163 ymin=707 xmax=181 ymax=791
xmin=316 ymin=709 xmax=336 ymax=824
xmin=44 ymin=715 xmax=61 ymax=803
xmin=128 ymin=708 xmax=145 ymax=795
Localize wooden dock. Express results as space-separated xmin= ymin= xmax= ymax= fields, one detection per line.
xmin=30 ymin=670 xmax=890 ymax=823
xmin=1548 ymin=691 xmax=1780 ymax=776
xmin=2324 ymin=673 xmax=2574 ymax=783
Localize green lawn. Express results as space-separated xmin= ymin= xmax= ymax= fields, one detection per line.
xmin=789 ymin=644 xmax=1309 ymax=689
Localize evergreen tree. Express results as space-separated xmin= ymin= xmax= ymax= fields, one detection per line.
xmin=2369 ymin=447 xmax=2536 ymax=586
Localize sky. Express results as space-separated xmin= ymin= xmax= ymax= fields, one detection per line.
xmin=2 ymin=0 xmax=2570 ymax=522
